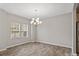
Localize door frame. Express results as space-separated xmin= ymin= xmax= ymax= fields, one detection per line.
xmin=76 ymin=21 xmax=79 ymax=54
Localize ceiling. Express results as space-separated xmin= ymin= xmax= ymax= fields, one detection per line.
xmin=0 ymin=3 xmax=74 ymax=20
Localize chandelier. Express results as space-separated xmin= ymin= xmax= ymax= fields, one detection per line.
xmin=30 ymin=18 xmax=42 ymax=25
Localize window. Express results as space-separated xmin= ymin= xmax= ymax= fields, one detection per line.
xmin=10 ymin=23 xmax=28 ymax=39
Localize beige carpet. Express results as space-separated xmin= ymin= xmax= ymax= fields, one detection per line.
xmin=0 ymin=42 xmax=71 ymax=56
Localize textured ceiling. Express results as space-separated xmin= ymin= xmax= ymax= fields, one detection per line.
xmin=0 ymin=3 xmax=74 ymax=20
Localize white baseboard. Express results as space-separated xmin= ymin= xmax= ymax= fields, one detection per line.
xmin=0 ymin=48 xmax=7 ymax=52
xmin=7 ymin=40 xmax=32 ymax=48
xmin=38 ymin=40 xmax=72 ymax=48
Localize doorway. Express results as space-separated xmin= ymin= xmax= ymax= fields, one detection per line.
xmin=76 ymin=4 xmax=79 ymax=55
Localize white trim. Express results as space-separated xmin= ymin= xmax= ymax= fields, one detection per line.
xmin=7 ymin=40 xmax=31 ymax=48
xmin=7 ymin=40 xmax=34 ymax=48
xmin=38 ymin=40 xmax=72 ymax=48
xmin=0 ymin=48 xmax=7 ymax=52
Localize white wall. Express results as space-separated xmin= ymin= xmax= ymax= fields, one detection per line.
xmin=7 ymin=12 xmax=32 ymax=47
xmin=0 ymin=9 xmax=33 ymax=50
xmin=0 ymin=10 xmax=9 ymax=50
xmin=37 ymin=13 xmax=72 ymax=48
xmin=31 ymin=25 xmax=37 ymax=42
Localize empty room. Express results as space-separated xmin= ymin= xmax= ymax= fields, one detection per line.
xmin=0 ymin=3 xmax=76 ymax=56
